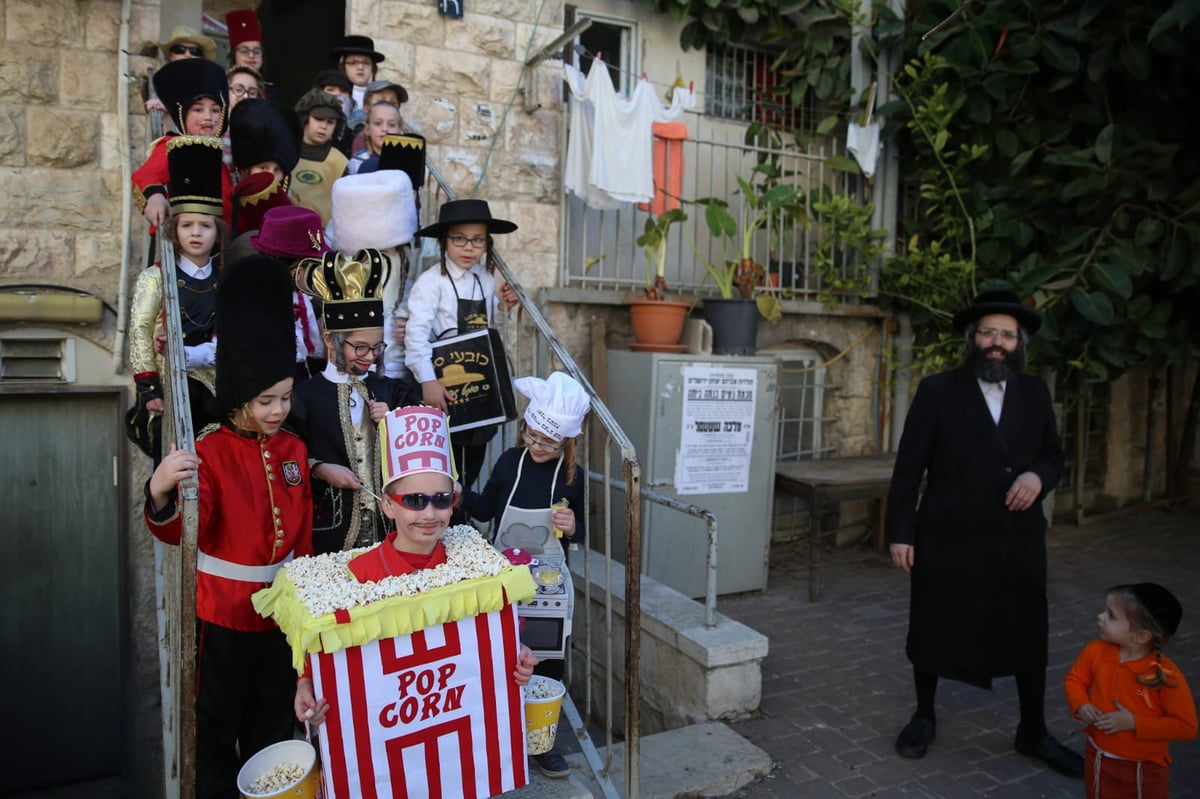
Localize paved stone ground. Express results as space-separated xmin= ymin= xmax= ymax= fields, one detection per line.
xmin=721 ymin=504 xmax=1200 ymax=798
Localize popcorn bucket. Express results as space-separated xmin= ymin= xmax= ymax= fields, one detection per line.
xmin=523 ymin=675 xmax=566 ymax=755
xmin=237 ymin=739 xmax=321 ymax=799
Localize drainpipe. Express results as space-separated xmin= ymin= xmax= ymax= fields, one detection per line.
xmin=112 ymin=0 xmax=133 ymax=373
xmin=890 ymin=310 xmax=913 ymax=449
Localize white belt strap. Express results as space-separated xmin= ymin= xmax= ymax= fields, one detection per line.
xmin=197 ymin=550 xmax=294 ymax=583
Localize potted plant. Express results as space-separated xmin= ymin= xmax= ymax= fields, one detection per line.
xmin=627 ymin=208 xmax=691 ymax=351
xmin=692 ymin=168 xmax=802 ymax=353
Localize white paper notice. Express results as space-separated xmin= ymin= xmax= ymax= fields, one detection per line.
xmin=675 ymin=366 xmax=757 ymax=495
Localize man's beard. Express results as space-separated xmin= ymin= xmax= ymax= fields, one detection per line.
xmin=966 ymin=343 xmax=1024 ymax=383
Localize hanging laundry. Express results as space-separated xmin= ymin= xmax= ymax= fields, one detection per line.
xmin=563 ymin=61 xmax=695 ymax=208
xmin=638 ymin=121 xmax=688 ymax=215
xmin=847 ymin=121 xmax=881 ymax=178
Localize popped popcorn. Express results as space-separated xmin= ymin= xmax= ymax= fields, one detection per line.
xmin=523 ymin=677 xmax=564 ymax=701
xmin=283 ymin=525 xmax=513 ymax=617
xmin=526 ymin=723 xmax=558 ymax=755
xmin=247 ymin=762 xmax=306 ymax=794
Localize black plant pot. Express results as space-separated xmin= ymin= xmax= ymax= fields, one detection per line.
xmin=703 ymin=298 xmax=759 ymax=355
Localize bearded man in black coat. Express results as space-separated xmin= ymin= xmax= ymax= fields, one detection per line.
xmin=885 ymin=290 xmax=1083 ymax=778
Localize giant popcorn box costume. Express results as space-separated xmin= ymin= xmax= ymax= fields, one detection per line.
xmin=253 ymin=407 xmax=537 ymax=799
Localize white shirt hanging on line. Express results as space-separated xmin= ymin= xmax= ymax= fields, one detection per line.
xmin=562 ymin=61 xmax=695 ymax=209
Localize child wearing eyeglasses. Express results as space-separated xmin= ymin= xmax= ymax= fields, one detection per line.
xmin=405 ymin=199 xmax=520 ymax=494
xmin=464 ymin=372 xmax=589 ymax=779
xmin=294 ymin=405 xmax=538 ymax=726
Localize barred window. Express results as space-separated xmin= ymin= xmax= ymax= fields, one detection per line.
xmin=704 ymin=45 xmax=802 ymax=130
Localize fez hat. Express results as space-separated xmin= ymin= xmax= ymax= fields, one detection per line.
xmin=225 ymin=10 xmax=262 ymax=50
xmin=229 ymin=99 xmax=300 ymax=175
xmin=297 ymin=250 xmax=391 ymax=332
xmin=312 ymin=68 xmax=353 ymax=95
xmin=366 ymin=79 xmax=409 ymax=105
xmin=166 ymin=136 xmax=224 ymax=216
xmin=233 ymin=172 xmax=293 ymax=237
xmin=952 ymin=289 xmax=1042 ymax=333
xmin=327 ymin=171 xmax=417 ymax=253
xmin=215 ymin=256 xmax=296 ymax=416
xmin=251 ymin=206 xmax=331 ymax=260
xmin=415 ymin=198 xmax=518 ymax=239
xmin=377 ymin=133 xmax=426 ymax=196
xmin=158 ymin=26 xmax=217 ymax=62
xmin=153 ymin=58 xmax=229 ymax=135
xmin=329 ymin=35 xmax=385 ymax=63
xmin=1130 ymin=583 xmax=1183 ymax=638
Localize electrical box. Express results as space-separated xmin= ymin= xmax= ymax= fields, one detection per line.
xmin=604 ymin=351 xmax=780 ymax=597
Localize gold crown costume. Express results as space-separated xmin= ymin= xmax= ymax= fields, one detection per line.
xmin=290 ymin=249 xmax=421 ymax=554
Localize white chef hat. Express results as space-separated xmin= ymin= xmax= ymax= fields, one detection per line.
xmin=514 ymin=371 xmax=590 ymax=442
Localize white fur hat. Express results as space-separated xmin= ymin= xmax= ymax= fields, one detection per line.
xmin=326 ymin=170 xmax=417 ymax=253
xmin=514 ymin=372 xmax=590 ymax=442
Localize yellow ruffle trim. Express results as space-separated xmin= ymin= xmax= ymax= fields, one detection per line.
xmin=253 ymin=566 xmax=537 ymax=670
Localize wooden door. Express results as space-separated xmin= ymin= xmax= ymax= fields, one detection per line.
xmin=0 ymin=392 xmax=124 ymax=792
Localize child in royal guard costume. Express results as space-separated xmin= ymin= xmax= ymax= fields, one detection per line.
xmin=255 ymin=405 xmax=539 ymax=799
xmin=146 ymin=254 xmax=312 ymax=799
xmin=466 ymin=371 xmax=589 ymax=778
xmin=405 ymin=199 xmax=520 ymax=494
xmin=228 ymin=97 xmax=300 ymax=233
xmin=127 ymin=135 xmax=227 ymax=460
xmin=133 ymin=58 xmax=234 ymax=232
xmin=288 ymin=250 xmax=421 ymax=555
xmin=325 ymin=169 xmax=418 ymax=377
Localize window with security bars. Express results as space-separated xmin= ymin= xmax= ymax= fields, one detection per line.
xmin=764 ymin=347 xmax=835 ymax=537
xmin=1058 ymin=380 xmax=1109 ymax=493
xmin=705 ymin=45 xmax=803 ymax=130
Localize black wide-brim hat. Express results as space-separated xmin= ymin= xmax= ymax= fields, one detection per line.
xmin=153 ymin=58 xmax=229 ymax=135
xmin=415 ymin=198 xmax=518 ymax=239
xmin=952 ymin=289 xmax=1042 ymax=333
xmin=329 ymin=35 xmax=384 ymax=63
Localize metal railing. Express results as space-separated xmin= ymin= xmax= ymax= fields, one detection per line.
xmin=560 ymin=111 xmax=872 ymax=302
xmin=419 ymin=159 xmax=651 ymax=797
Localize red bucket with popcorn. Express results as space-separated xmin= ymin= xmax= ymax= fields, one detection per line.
xmin=523 ymin=676 xmax=566 ymax=755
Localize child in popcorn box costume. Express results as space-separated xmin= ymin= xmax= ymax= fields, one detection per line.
xmin=466 ymin=371 xmax=589 ymax=778
xmin=278 ymin=405 xmax=539 ymax=799
xmin=294 ymin=404 xmax=538 ymax=720
xmin=146 ymin=255 xmax=312 ymax=799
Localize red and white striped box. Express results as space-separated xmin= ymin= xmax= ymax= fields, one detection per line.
xmin=311 ymin=605 xmax=528 ymax=799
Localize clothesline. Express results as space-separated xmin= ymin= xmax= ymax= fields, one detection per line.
xmin=568 ymin=43 xmax=881 ymax=126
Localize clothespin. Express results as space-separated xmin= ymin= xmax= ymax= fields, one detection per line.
xmin=595 ymin=50 xmax=602 ymax=61
xmin=861 ymin=83 xmax=877 ymax=128
xmin=641 ymin=71 xmax=649 ymax=82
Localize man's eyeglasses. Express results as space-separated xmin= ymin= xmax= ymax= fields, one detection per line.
xmin=447 ymin=235 xmax=488 ymax=249
xmin=228 ymin=85 xmax=260 ymax=98
xmin=236 ymin=46 xmax=264 ymax=57
xmin=975 ymin=327 xmax=1019 ymax=342
xmin=389 ymin=492 xmax=457 ymax=510
xmin=170 ymin=44 xmax=204 ymax=57
xmin=523 ymin=431 xmax=562 ymax=453
xmin=343 ymin=57 xmax=373 ymax=69
xmin=345 ymin=341 xmax=386 ymax=357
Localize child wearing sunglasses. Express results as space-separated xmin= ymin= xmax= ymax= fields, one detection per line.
xmin=294 ymin=405 xmax=537 ymax=725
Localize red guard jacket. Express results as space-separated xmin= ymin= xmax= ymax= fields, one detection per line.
xmin=146 ymin=425 xmax=313 ymax=631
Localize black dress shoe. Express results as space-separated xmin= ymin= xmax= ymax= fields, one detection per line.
xmin=896 ymin=716 xmax=936 ymax=759
xmin=1014 ymin=732 xmax=1084 ymax=778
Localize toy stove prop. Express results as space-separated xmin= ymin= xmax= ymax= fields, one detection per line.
xmin=496 ymin=526 xmax=574 ymax=660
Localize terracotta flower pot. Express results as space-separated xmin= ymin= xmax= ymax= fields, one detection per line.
xmin=627 ymin=300 xmax=689 ymax=351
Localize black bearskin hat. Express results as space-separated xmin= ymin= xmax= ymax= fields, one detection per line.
xmin=214 ymin=255 xmax=295 ymax=416
xmin=229 ymin=98 xmax=301 ymax=176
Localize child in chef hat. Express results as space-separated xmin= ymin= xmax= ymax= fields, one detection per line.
xmin=464 ymin=371 xmax=590 ymax=778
